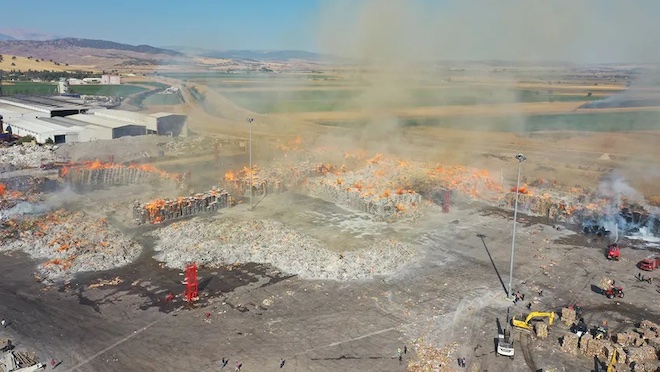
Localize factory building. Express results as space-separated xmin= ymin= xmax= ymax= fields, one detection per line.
xmin=5 ymin=116 xmax=92 ymax=144
xmin=0 ymin=96 xmax=187 ymax=143
xmin=93 ymin=110 xmax=188 ymax=137
xmin=67 ymin=113 xmax=147 ymax=139
xmin=101 ymin=75 xmax=121 ymax=85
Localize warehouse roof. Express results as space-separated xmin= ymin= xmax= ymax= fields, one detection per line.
xmin=0 ymin=97 xmax=89 ymax=114
xmin=149 ymin=112 xmax=186 ymax=118
xmin=0 ymin=103 xmax=48 ymax=118
xmin=93 ymin=109 xmax=150 ymax=125
xmin=6 ymin=116 xmax=82 ymax=135
xmin=67 ymin=113 xmax=146 ymax=129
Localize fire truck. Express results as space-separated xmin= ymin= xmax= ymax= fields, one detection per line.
xmin=639 ymin=256 xmax=660 ymax=271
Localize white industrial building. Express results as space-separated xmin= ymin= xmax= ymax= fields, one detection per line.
xmin=101 ymin=75 xmax=121 ymax=85
xmin=5 ymin=116 xmax=94 ymax=144
xmin=93 ymin=110 xmax=188 ymax=137
xmin=0 ymin=97 xmax=187 ymax=143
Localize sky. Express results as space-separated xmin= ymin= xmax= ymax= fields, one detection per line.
xmin=3 ymin=0 xmax=660 ymax=63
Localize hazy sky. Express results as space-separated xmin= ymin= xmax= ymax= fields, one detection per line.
xmin=4 ymin=0 xmax=660 ymax=62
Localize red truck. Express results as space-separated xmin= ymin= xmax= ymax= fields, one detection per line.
xmin=639 ymin=256 xmax=660 ymax=271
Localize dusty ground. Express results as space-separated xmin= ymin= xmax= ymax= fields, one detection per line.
xmin=1 ymin=187 xmax=659 ymax=371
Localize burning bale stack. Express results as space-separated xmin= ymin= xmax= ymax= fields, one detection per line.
xmin=302 ymin=156 xmax=424 ymax=221
xmin=223 ymin=162 xmax=337 ymax=198
xmin=61 ymin=160 xmax=188 ymax=190
xmin=133 ymin=187 xmax=233 ymax=225
xmin=0 ymin=209 xmax=141 ymax=281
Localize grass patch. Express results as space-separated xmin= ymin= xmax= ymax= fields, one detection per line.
xmin=319 ymin=111 xmax=660 ymax=132
xmin=0 ymin=82 xmax=57 ymax=95
xmin=68 ymin=84 xmax=147 ymax=96
xmin=142 ymin=92 xmax=183 ymax=105
xmin=224 ymin=87 xmax=601 ymax=113
xmin=133 ymin=81 xmax=170 ymax=89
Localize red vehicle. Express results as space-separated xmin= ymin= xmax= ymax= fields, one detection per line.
xmin=639 ymin=256 xmax=660 ymax=271
xmin=606 ymin=244 xmax=620 ymax=261
xmin=604 ymin=286 xmax=624 ymax=299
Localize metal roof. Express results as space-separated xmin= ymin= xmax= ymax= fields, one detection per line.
xmin=93 ymin=109 xmax=150 ymax=124
xmin=149 ymin=112 xmax=186 ymax=118
xmin=67 ymin=113 xmax=146 ymax=129
xmin=6 ymin=116 xmax=81 ymax=135
xmin=0 ymin=97 xmax=88 ymax=113
xmin=0 ymin=103 xmax=48 ymax=117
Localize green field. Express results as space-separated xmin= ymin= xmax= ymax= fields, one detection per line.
xmin=133 ymin=81 xmax=170 ymax=89
xmin=142 ymin=92 xmax=183 ymax=105
xmin=320 ymin=111 xmax=660 ymax=132
xmin=224 ymin=88 xmax=600 ymax=113
xmin=68 ymin=84 xmax=148 ymax=96
xmin=0 ymin=82 xmax=57 ymax=95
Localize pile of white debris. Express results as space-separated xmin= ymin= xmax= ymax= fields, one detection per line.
xmin=0 ymin=143 xmax=62 ymax=168
xmin=150 ymin=217 xmax=418 ymax=281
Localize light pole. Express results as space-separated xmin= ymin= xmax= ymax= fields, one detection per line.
xmin=507 ymin=153 xmax=526 ymax=299
xmin=247 ymin=117 xmax=254 ymax=210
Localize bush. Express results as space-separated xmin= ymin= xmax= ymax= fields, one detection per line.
xmin=44 ymin=138 xmax=54 ymax=144
xmin=17 ymin=135 xmax=36 ymax=144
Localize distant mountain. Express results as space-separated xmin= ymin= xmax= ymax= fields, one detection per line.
xmin=200 ymin=49 xmax=326 ymax=61
xmin=0 ymin=38 xmax=186 ymax=68
xmin=0 ymin=29 xmax=61 ymax=41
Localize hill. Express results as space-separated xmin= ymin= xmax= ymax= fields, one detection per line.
xmin=0 ymin=55 xmax=91 ymax=71
xmin=0 ymin=38 xmax=185 ymax=69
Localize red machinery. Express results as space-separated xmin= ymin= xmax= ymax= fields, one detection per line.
xmin=639 ymin=256 xmax=660 ymax=271
xmin=184 ymin=263 xmax=199 ymax=303
xmin=604 ymin=285 xmax=624 ymax=299
xmin=606 ymin=244 xmax=620 ymax=261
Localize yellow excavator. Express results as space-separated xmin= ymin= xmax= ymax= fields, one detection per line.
xmin=511 ymin=311 xmax=556 ymax=331
xmin=606 ymin=349 xmax=618 ymax=372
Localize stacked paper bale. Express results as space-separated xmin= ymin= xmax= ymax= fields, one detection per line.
xmin=535 ymin=323 xmax=549 ymax=339
xmin=634 ymin=361 xmax=660 ymax=372
xmin=560 ymin=334 xmax=580 ymax=355
xmin=598 ymin=277 xmax=613 ymax=291
xmin=561 ymin=307 xmax=576 ymax=326
xmin=579 ymin=337 xmax=591 ymax=356
xmin=626 ymin=346 xmax=657 ymax=364
xmin=615 ymin=331 xmax=640 ymax=346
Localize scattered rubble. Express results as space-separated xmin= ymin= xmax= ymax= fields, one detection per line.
xmin=150 ymin=217 xmax=418 ymax=280
xmin=0 ymin=143 xmax=62 ymax=168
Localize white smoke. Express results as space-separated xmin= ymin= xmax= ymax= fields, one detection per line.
xmin=598 ymin=171 xmax=644 ymax=210
xmin=0 ymin=201 xmax=49 ymax=220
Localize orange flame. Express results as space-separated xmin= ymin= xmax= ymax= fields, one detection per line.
xmin=0 ymin=183 xmax=5 ymax=197
xmin=225 ymin=171 xmax=236 ymax=181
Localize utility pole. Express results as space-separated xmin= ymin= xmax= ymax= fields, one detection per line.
xmin=507 ymin=153 xmax=527 ymax=299
xmin=247 ymin=117 xmax=254 ymax=211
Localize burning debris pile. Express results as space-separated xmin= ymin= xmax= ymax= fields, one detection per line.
xmin=223 ymin=162 xmax=336 ymax=198
xmin=222 ymin=152 xmax=502 ymax=221
xmin=0 ymin=209 xmax=141 ymax=281
xmin=61 ymin=160 xmax=189 ymax=190
xmin=150 ymin=217 xmax=418 ymax=281
xmin=303 ymin=155 xmax=501 ymax=221
xmin=133 ymin=187 xmax=234 ymax=225
xmin=501 ymin=176 xmax=660 ymax=242
xmin=0 ymin=180 xmax=49 ymax=220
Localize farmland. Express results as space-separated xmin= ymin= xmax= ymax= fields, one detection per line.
xmin=0 ymin=81 xmax=57 ymax=95
xmin=68 ymin=84 xmax=148 ymax=96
